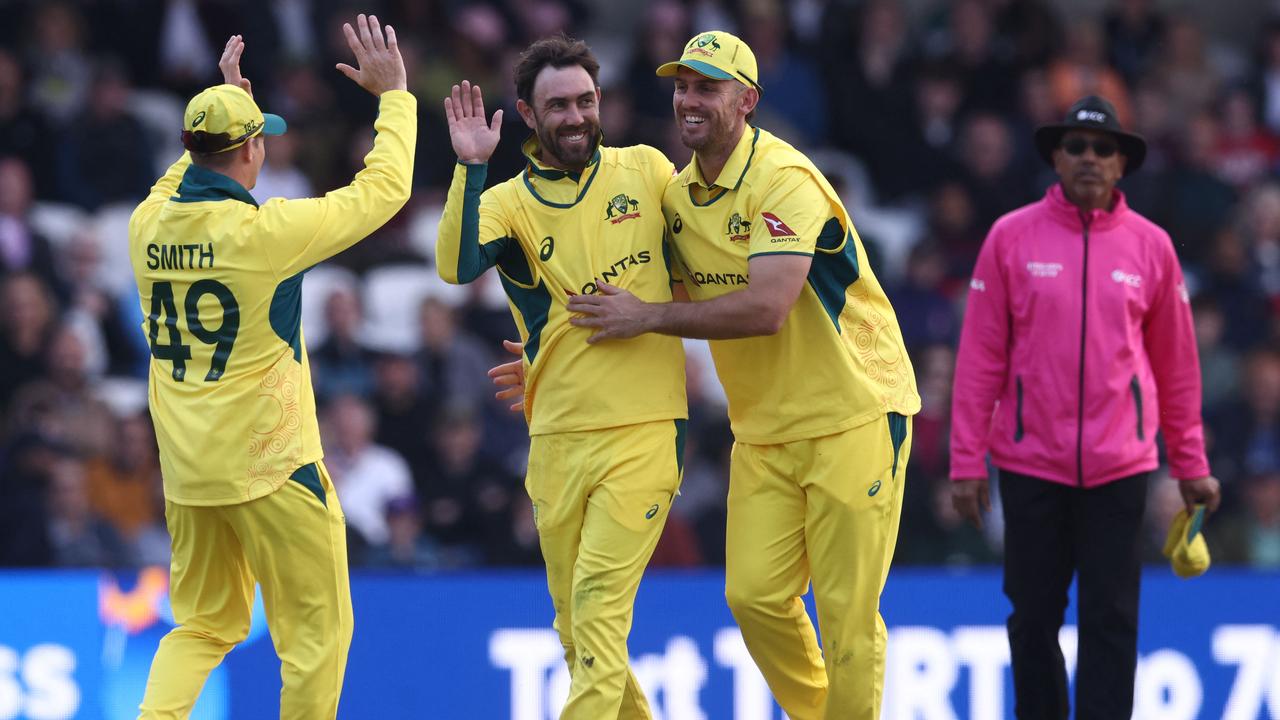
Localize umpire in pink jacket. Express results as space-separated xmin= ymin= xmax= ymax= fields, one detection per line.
xmin=949 ymin=95 xmax=1222 ymax=720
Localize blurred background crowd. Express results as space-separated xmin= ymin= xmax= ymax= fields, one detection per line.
xmin=1 ymin=0 xmax=1278 ymax=573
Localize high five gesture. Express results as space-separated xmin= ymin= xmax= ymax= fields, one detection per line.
xmin=445 ymin=80 xmax=503 ymax=164
xmin=335 ymin=14 xmax=406 ymax=96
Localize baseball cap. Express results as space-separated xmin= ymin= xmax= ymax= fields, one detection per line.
xmin=1162 ymin=504 xmax=1211 ymax=579
xmin=656 ymin=31 xmax=762 ymax=92
xmin=182 ymin=84 xmax=286 ymax=154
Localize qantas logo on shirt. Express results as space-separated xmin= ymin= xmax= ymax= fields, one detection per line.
xmin=761 ymin=212 xmax=797 ymax=237
xmin=572 ymin=251 xmax=653 ymax=295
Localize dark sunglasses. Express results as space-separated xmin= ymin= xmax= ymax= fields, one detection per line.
xmin=1061 ymin=136 xmax=1119 ymax=158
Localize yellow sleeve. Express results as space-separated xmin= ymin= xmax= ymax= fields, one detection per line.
xmin=747 ymin=167 xmax=829 ymax=259
xmin=435 ymin=162 xmax=520 ymax=284
xmin=258 ymin=90 xmax=417 ymax=277
xmin=129 ymin=152 xmax=191 ymax=230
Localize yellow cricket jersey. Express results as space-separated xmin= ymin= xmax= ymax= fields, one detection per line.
xmin=128 ymin=90 xmax=417 ymax=505
xmin=437 ymin=139 xmax=686 ymax=435
xmin=664 ymin=126 xmax=920 ymax=444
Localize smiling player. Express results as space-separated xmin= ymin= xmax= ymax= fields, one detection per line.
xmin=435 ymin=35 xmax=685 ymax=719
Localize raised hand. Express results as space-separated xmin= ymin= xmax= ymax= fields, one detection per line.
xmin=445 ymin=80 xmax=503 ymax=164
xmin=219 ymin=35 xmax=253 ymax=97
xmin=335 ymin=14 xmax=407 ymax=96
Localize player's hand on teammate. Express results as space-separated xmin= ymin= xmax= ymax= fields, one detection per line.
xmin=219 ymin=35 xmax=253 ymax=97
xmin=445 ymin=80 xmax=503 ymax=164
xmin=336 ymin=14 xmax=407 ymax=96
xmin=951 ymin=477 xmax=991 ymax=530
xmin=566 ymin=282 xmax=653 ymax=344
xmin=488 ymin=339 xmax=525 ymax=412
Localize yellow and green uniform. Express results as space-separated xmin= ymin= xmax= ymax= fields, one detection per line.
xmin=129 ymin=90 xmax=416 ymax=720
xmin=437 ymin=138 xmax=685 ymax=720
xmin=664 ymin=125 xmax=920 ymax=720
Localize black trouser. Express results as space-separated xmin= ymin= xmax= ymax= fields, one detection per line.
xmin=998 ymin=469 xmax=1149 ymax=720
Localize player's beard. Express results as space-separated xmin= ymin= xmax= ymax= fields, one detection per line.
xmin=678 ymin=102 xmax=739 ymax=158
xmin=536 ymin=117 xmax=601 ymax=172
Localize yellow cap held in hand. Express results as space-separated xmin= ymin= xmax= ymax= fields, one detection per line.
xmin=655 ymin=31 xmax=761 ymax=92
xmin=182 ymin=84 xmax=286 ymax=154
xmin=1162 ymin=504 xmax=1210 ymax=579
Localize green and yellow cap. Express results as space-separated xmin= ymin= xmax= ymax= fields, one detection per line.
xmin=181 ymin=84 xmax=286 ymax=154
xmin=656 ymin=31 xmax=761 ymax=92
xmin=1162 ymin=504 xmax=1211 ymax=579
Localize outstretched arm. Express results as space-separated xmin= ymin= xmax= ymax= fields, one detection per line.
xmin=259 ymin=14 xmax=417 ymax=277
xmin=436 ymin=81 xmax=516 ymax=284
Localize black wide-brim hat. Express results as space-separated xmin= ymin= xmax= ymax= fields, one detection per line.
xmin=1034 ymin=95 xmax=1147 ymax=176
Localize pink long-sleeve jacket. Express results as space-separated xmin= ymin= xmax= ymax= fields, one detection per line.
xmin=950 ymin=183 xmax=1210 ymax=487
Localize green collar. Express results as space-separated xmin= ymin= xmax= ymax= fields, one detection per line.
xmin=173 ymin=164 xmax=259 ymax=207
xmin=520 ymin=134 xmax=603 ymax=209
xmin=687 ymin=126 xmax=759 ymax=192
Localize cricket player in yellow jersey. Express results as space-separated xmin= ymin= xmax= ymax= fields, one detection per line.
xmin=566 ymin=31 xmax=921 ymax=720
xmin=129 ymin=17 xmax=414 ymax=719
xmin=436 ymin=36 xmax=686 ymax=720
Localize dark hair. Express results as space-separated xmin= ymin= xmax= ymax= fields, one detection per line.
xmin=513 ymin=33 xmax=600 ymax=105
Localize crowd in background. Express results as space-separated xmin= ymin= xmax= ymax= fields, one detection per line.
xmin=1 ymin=0 xmax=1279 ymax=572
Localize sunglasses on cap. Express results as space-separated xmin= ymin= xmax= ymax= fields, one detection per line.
xmin=1060 ymin=136 xmax=1119 ymax=158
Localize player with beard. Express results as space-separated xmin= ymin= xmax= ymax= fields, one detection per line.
xmin=436 ymin=35 xmax=686 ymax=720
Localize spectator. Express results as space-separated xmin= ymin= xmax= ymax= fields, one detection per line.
xmin=311 ymin=283 xmax=376 ymax=402
xmin=927 ymin=181 xmax=984 ymax=282
xmin=1209 ymin=348 xmax=1280 ymax=485
xmin=1156 ymin=15 xmax=1221 ymax=132
xmin=0 ymin=272 xmax=56 ymax=411
xmin=58 ymin=228 xmax=148 ymax=377
xmin=0 ymin=158 xmax=63 ymax=294
xmin=413 ymin=404 xmax=517 ymax=564
xmin=1105 ymin=0 xmax=1166 ymax=86
xmin=323 ymin=394 xmax=414 ymax=553
xmin=248 ymin=130 xmax=313 ymax=203
xmin=889 ymin=243 xmax=960 ymax=353
xmin=957 ymin=112 xmax=1034 ymax=232
xmin=1134 ymin=112 xmax=1237 ymax=268
xmin=1212 ymin=87 xmax=1280 ymax=193
xmin=364 ymin=495 xmax=445 ymax=570
xmin=370 ymin=350 xmax=434 ymax=464
xmin=8 ymin=323 xmax=115 ymax=458
xmin=1196 ymin=225 xmax=1271 ymax=352
xmin=1048 ymin=18 xmax=1134 ymax=128
xmin=0 ymin=431 xmax=60 ymax=566
xmin=1251 ymin=18 xmax=1280 ymax=135
xmin=46 ymin=455 xmax=132 ymax=567
xmin=417 ymin=295 xmax=492 ymax=417
xmin=84 ymin=412 xmax=167 ymax=565
xmin=0 ymin=50 xmax=55 ymax=197
xmin=56 ymin=60 xmax=154 ymax=210
xmin=742 ymin=1 xmax=827 ymax=146
xmin=1192 ymin=294 xmax=1241 ymax=415
xmin=24 ymin=2 xmax=92 ymax=124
